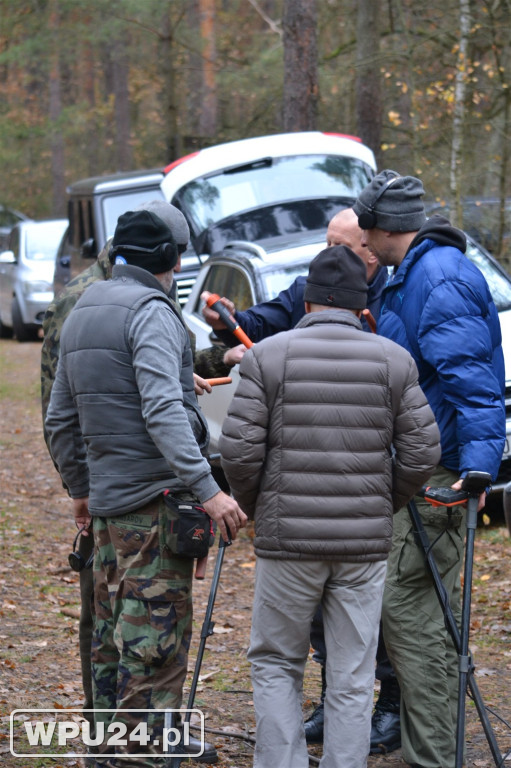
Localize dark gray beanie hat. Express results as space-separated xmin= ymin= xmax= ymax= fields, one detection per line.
xmin=353 ymin=169 xmax=426 ymax=232
xmin=304 ymin=245 xmax=367 ymax=309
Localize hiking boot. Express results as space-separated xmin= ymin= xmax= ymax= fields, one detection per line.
xmin=182 ymin=733 xmax=218 ymax=763
xmin=304 ymin=665 xmax=326 ymax=744
xmin=369 ymin=697 xmax=401 ymax=754
xmin=304 ymin=701 xmax=324 ymax=743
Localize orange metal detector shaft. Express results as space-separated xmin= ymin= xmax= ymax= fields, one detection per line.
xmin=206 ymin=293 xmax=254 ymax=348
xmin=362 ymin=308 xmax=377 ymax=333
xmin=206 ymin=377 xmax=232 ymax=386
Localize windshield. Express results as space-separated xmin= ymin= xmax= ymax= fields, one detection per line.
xmin=466 ymin=240 xmax=511 ymax=311
xmin=102 ymin=189 xmax=165 ymax=241
xmin=174 ymin=154 xmax=373 ymax=235
xmin=25 ymin=221 xmax=67 ymax=261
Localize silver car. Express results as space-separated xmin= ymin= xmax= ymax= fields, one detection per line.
xmin=0 ymin=218 xmax=68 ymax=341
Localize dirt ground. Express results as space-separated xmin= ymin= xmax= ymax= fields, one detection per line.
xmin=0 ymin=339 xmax=510 ymax=768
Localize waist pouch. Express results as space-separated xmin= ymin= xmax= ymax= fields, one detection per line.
xmin=419 ymin=506 xmax=464 ymax=528
xmin=163 ymin=491 xmax=216 ymax=559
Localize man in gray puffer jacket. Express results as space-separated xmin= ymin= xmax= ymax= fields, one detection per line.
xmin=219 ymin=245 xmax=441 ymax=768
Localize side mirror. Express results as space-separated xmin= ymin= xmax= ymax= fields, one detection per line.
xmin=0 ymin=250 xmax=16 ymax=264
xmin=80 ymin=238 xmax=97 ymax=260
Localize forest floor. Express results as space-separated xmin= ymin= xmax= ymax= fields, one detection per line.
xmin=0 ymin=339 xmax=510 ymax=768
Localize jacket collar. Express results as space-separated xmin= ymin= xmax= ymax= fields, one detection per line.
xmin=295 ymin=308 xmax=363 ymax=331
xmin=112 ymin=263 xmax=169 ymax=294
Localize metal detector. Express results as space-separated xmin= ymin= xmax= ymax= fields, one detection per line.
xmin=165 ymin=529 xmax=232 ymax=768
xmin=408 ymin=470 xmax=503 ymax=768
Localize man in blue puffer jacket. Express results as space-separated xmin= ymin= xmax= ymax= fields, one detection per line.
xmin=354 ymin=170 xmax=506 ymax=768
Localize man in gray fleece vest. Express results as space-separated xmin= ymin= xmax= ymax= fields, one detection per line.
xmin=219 ymin=245 xmax=440 ymax=768
xmin=46 ymin=209 xmax=247 ymax=767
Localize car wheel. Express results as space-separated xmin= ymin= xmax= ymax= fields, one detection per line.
xmin=0 ymin=317 xmax=14 ymax=338
xmin=12 ymin=297 xmax=39 ymax=342
xmin=504 ymin=483 xmax=511 ymax=537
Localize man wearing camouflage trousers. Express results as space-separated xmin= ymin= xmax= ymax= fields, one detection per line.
xmin=40 ymin=200 xmax=244 ymax=765
xmin=45 ymin=208 xmax=247 ymax=767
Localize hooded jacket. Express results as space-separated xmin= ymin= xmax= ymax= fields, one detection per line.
xmin=377 ymin=215 xmax=506 ymax=481
xmin=220 ymin=309 xmax=440 ymax=561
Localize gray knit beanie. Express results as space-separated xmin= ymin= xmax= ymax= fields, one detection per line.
xmin=135 ymin=199 xmax=190 ymax=249
xmin=353 ymin=169 xmax=426 ymax=232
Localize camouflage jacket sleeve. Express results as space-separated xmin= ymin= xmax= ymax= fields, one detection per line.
xmin=40 ymin=257 xmax=109 ymax=440
xmin=194 ymin=344 xmax=233 ymax=378
xmin=169 ymin=296 xmax=231 ymax=377
xmin=41 ymin=291 xmax=82 ymax=432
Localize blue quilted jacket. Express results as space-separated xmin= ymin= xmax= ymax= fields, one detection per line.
xmin=377 ymin=216 xmax=506 ymax=481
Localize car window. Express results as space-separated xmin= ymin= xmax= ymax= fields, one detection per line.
xmin=466 ymin=239 xmax=511 ymax=311
xmin=195 ymin=264 xmax=255 ymax=313
xmin=101 ymin=189 xmax=166 ymax=241
xmin=25 ymin=222 xmax=68 ymax=261
xmin=9 ymin=227 xmax=20 ymax=258
xmin=0 ymin=209 xmax=22 ymax=228
xmin=174 ymin=155 xmax=372 ymax=235
xmin=260 ymin=263 xmax=310 ymax=300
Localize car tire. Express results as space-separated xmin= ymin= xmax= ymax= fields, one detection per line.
xmin=12 ymin=297 xmax=39 ymax=342
xmin=0 ymin=317 xmax=14 ymax=338
xmin=504 ymin=483 xmax=511 ymax=538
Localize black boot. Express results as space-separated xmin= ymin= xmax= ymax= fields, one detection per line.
xmin=304 ymin=666 xmax=326 ymax=744
xmin=181 ymin=733 xmax=218 ymax=763
xmin=369 ymin=682 xmax=401 ymax=755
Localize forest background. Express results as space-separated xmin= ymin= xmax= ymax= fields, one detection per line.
xmin=1 ymin=0 xmax=510 ymax=261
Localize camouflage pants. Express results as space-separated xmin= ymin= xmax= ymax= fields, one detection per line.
xmin=92 ymin=494 xmax=193 ymax=767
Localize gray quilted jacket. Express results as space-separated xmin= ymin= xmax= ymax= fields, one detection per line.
xmin=219 ymin=309 xmax=441 ymax=561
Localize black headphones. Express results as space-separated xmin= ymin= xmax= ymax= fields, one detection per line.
xmin=357 ymin=173 xmax=401 ymax=230
xmin=68 ymin=527 xmax=94 ymax=572
xmin=108 ymin=241 xmax=177 ymax=265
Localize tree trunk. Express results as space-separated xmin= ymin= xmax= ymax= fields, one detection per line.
xmin=282 ymin=0 xmax=318 ymax=131
xmin=112 ymin=40 xmax=132 ymax=171
xmin=199 ymin=0 xmax=217 ymax=139
xmin=48 ymin=0 xmax=65 ymax=216
xmin=355 ymin=0 xmax=383 ymax=166
xmin=450 ymin=0 xmax=471 ymax=227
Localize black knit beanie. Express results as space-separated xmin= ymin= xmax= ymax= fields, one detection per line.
xmin=109 ymin=210 xmax=178 ymax=273
xmin=304 ymin=245 xmax=367 ymax=309
xmin=353 ymin=169 xmax=427 ymax=232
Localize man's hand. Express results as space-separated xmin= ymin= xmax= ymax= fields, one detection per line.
xmin=223 ymin=344 xmax=246 ymax=367
xmin=73 ymin=497 xmax=91 ymax=534
xmin=202 ymin=491 xmax=248 ymax=542
xmin=451 ymin=479 xmax=486 ymax=512
xmin=193 ymin=373 xmax=213 ymax=396
xmin=201 ymin=291 xmax=236 ymax=330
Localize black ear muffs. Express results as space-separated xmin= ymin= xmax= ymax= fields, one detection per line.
xmin=68 ymin=527 xmax=94 ymax=572
xmin=358 ymin=174 xmax=401 ymax=230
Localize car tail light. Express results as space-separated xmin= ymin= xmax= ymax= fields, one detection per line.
xmin=164 ymin=152 xmax=200 ymax=175
xmin=322 ymin=131 xmax=362 ymax=143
